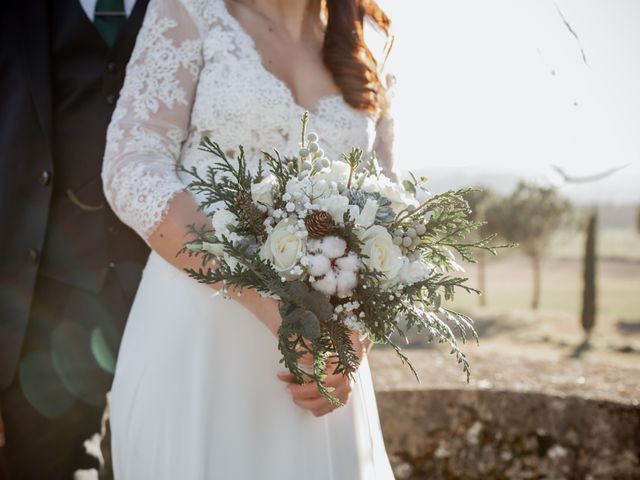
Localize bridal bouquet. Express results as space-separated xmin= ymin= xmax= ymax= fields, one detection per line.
xmin=180 ymin=113 xmax=500 ymax=404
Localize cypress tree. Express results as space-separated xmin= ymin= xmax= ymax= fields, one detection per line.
xmin=581 ymin=210 xmax=597 ymax=337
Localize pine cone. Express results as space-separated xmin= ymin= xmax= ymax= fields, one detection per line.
xmin=305 ymin=211 xmax=334 ymax=237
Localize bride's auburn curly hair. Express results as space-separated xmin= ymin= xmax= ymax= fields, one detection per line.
xmin=322 ymin=0 xmax=393 ymax=114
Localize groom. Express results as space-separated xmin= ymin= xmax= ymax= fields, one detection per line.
xmin=0 ymin=0 xmax=150 ymax=478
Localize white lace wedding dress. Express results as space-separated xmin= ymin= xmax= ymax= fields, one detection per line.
xmin=102 ymin=0 xmax=396 ymax=478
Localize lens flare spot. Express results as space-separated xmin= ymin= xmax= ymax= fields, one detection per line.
xmin=51 ymin=321 xmax=108 ymax=407
xmin=18 ymin=352 xmax=75 ymax=419
xmin=91 ymin=328 xmax=116 ymax=374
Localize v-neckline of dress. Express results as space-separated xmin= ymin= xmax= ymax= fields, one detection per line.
xmin=219 ymin=0 xmax=345 ymax=117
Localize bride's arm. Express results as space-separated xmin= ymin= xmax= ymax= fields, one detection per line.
xmin=102 ymin=0 xmax=282 ymax=336
xmin=373 ymin=73 xmax=398 ymax=181
xmin=147 ymin=193 xmax=282 ymax=336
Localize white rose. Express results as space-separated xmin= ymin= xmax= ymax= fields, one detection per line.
xmin=358 ymin=225 xmax=404 ymax=279
xmin=315 ymin=194 xmax=350 ymax=224
xmin=399 ymin=260 xmax=434 ymax=284
xmin=211 ymin=209 xmax=237 ymax=236
xmin=314 ymin=160 xmax=351 ymax=186
xmin=356 ymin=198 xmax=378 ymax=228
xmin=364 ymin=175 xmax=418 ymax=213
xmin=251 ymin=174 xmax=276 ymax=206
xmin=260 ymin=218 xmax=305 ymax=276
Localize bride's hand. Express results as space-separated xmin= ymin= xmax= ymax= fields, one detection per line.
xmin=276 ymin=365 xmax=353 ymax=417
xmin=277 ymin=329 xmax=372 ymax=417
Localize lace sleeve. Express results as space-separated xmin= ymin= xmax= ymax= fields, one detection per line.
xmin=102 ymin=0 xmax=203 ymax=241
xmin=373 ymin=73 xmax=397 ymax=181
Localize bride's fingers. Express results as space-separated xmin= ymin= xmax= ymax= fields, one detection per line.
xmin=286 ymin=371 xmax=348 ymax=398
xmin=276 ymin=372 xmax=297 ymax=384
xmin=293 ymin=384 xmax=350 ymax=416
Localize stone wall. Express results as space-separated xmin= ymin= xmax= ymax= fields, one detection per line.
xmin=378 ymin=389 xmax=640 ymax=479
xmin=371 ymin=349 xmax=640 ymax=480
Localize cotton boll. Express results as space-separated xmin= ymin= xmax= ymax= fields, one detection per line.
xmin=305 ymin=254 xmax=332 ymax=277
xmin=336 ymin=269 xmax=358 ymax=297
xmin=335 ymin=252 xmax=361 ymax=272
xmin=321 ymin=236 xmax=347 ymax=259
xmin=312 ymin=270 xmax=337 ymax=296
xmin=306 ymin=238 xmax=322 ymax=253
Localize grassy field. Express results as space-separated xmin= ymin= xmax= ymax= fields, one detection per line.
xmin=449 ymin=227 xmax=640 ymax=321
xmin=549 ymin=227 xmax=640 ymax=262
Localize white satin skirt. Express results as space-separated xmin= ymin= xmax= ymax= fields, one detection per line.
xmin=110 ymin=251 xmax=394 ymax=479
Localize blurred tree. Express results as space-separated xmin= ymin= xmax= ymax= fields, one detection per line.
xmin=485 ymin=182 xmax=572 ymax=310
xmin=552 ymin=165 xmax=627 ymax=342
xmin=636 ymin=204 xmax=640 ymax=234
xmin=581 ymin=210 xmax=597 ymax=338
xmin=466 ymin=189 xmax=495 ymax=307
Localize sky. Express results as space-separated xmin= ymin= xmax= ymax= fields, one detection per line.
xmin=374 ymin=0 xmax=640 ymax=204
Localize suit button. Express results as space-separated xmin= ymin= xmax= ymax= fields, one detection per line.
xmin=108 ymin=262 xmax=116 ymax=268
xmin=106 ymin=94 xmax=117 ymax=105
xmin=106 ymin=62 xmax=117 ymax=72
xmin=27 ymin=248 xmax=39 ymax=264
xmin=39 ymin=170 xmax=51 ymax=186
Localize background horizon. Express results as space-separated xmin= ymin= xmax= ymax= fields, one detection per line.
xmin=376 ymin=0 xmax=640 ymax=205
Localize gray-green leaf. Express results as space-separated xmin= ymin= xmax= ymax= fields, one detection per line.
xmin=302 ymin=291 xmax=333 ymax=321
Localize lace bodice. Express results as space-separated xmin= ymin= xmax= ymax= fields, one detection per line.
xmin=103 ymin=0 xmax=396 ymax=241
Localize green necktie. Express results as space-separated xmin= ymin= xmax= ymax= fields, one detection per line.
xmin=94 ymin=0 xmax=126 ymax=48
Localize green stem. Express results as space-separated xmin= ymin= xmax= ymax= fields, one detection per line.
xmin=301 ymin=111 xmax=309 ymax=148
xmin=299 ymin=112 xmax=309 ymax=173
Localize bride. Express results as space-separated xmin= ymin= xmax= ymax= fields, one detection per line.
xmin=102 ymin=0 xmax=397 ymax=477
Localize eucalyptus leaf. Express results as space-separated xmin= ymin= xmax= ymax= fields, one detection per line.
xmin=299 ymin=310 xmax=321 ymax=340
xmin=283 ymin=307 xmax=306 ymax=325
xmin=302 ymin=291 xmax=333 ymax=321
xmin=288 ymin=281 xmax=309 ymax=301
xmin=402 ymin=179 xmax=416 ymax=195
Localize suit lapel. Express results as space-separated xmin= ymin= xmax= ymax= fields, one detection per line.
xmin=18 ymin=0 xmax=53 ymax=147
